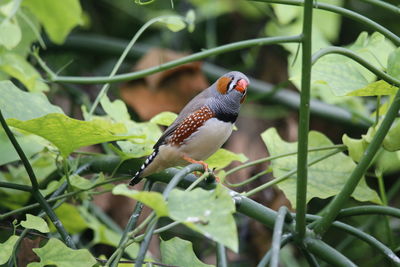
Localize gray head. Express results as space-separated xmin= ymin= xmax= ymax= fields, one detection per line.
xmin=207 ymin=71 xmax=250 ymax=123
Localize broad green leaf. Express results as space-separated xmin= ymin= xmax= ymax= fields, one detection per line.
xmin=375 ymin=150 xmax=400 ymax=175
xmin=346 ymin=80 xmax=398 ymax=96
xmin=383 ymin=119 xmax=400 ymax=152
xmin=0 ymin=19 xmax=21 ymax=49
xmin=22 ymin=0 xmax=83 ymax=44
xmin=112 ymin=184 xmax=168 ymax=217
xmin=0 ymin=235 xmax=18 ymax=265
xmin=53 ymin=203 xmax=88 ymax=234
xmin=0 ymin=130 xmax=44 ymax=165
xmin=150 ymin=111 xmax=177 ymax=126
xmin=70 ymin=174 xmax=93 ymax=190
xmin=387 ymin=48 xmax=400 ymax=79
xmin=21 ymin=214 xmax=50 ymax=233
xmin=11 ymin=10 xmax=42 ymax=57
xmin=100 ymin=95 xmax=130 ymax=122
xmin=40 ymin=177 xmax=66 ymax=197
xmin=342 ymin=134 xmax=368 ymax=162
xmin=0 ymin=81 xmax=63 ymax=120
xmin=7 ymin=113 xmax=130 ymax=157
xmin=0 ymin=52 xmax=49 ymax=92
xmin=205 ymin=148 xmax=248 ymax=169
xmin=28 ymin=238 xmax=96 ymax=267
xmin=262 ymin=128 xmax=381 ymax=207
xmin=168 ymin=185 xmax=238 ymax=252
xmin=117 ymin=121 xmax=162 ymax=158
xmin=161 ymin=237 xmax=214 ymax=267
xmin=160 ymin=16 xmax=186 ymax=32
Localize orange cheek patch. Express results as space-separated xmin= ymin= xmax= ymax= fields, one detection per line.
xmin=217 ymin=77 xmax=231 ymax=94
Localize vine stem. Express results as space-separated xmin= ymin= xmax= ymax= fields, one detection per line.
xmin=0 ymin=109 xmax=75 ymax=249
xmin=43 ymin=35 xmax=301 ymax=84
xmin=87 ymin=15 xmax=185 ymax=118
xmin=313 ymin=89 xmax=400 ymax=236
xmin=134 ymin=164 xmax=204 ymax=267
xmin=295 ymin=0 xmax=313 ymax=242
xmin=270 ymin=206 xmax=289 ymax=267
xmin=242 ymin=148 xmax=345 ymax=197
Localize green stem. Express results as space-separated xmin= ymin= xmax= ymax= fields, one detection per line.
xmin=304 ymin=237 xmax=356 ymax=267
xmin=300 ymin=248 xmax=320 ymax=267
xmin=359 ymin=0 xmax=400 ymax=14
xmin=0 ymin=109 xmax=75 ymax=249
xmin=134 ymin=164 xmax=203 ymax=267
xmin=225 ymin=169 xmax=271 ymax=187
xmin=225 ymin=144 xmax=345 ymax=176
xmin=216 ymin=243 xmax=228 ymax=267
xmin=253 ymin=0 xmax=400 ymax=46
xmin=313 ymin=89 xmax=400 ymax=236
xmin=312 ymin=47 xmax=400 ymax=87
xmin=296 ymin=0 xmax=313 ymax=242
xmin=306 ymin=214 xmax=400 ymax=264
xmin=257 ymin=234 xmax=293 ymax=267
xmin=0 ymin=181 xmax=32 ymax=192
xmin=270 ymin=206 xmax=289 ymax=267
xmin=47 ymin=35 xmax=301 ymax=84
xmin=109 ymin=181 xmax=153 ymax=267
xmin=243 ymin=148 xmax=345 ymax=197
xmin=376 ymin=172 xmax=388 ymax=205
xmin=337 ymin=205 xmax=400 ymax=219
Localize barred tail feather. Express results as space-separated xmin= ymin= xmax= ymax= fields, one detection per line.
xmin=129 ymin=149 xmax=159 ymax=186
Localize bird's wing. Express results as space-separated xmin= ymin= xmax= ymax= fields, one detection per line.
xmin=153 ymin=88 xmax=212 ymax=149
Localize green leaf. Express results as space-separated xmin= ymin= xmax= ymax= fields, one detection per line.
xmin=168 ymin=184 xmax=238 ymax=252
xmin=160 ymin=16 xmax=186 ymax=32
xmin=346 ymin=80 xmax=398 ymax=96
xmin=375 ymin=150 xmax=400 ymax=175
xmin=21 ymin=214 xmax=50 ymax=233
xmin=28 ymin=238 xmax=96 ymax=267
xmin=160 ymin=237 xmax=214 ymax=267
xmin=0 ymin=235 xmax=18 ymax=265
xmin=205 ymin=148 xmax=248 ymax=170
xmin=112 ymin=184 xmax=168 ymax=217
xmin=100 ymin=95 xmax=130 ymax=122
xmin=40 ymin=177 xmax=66 ymax=197
xmin=0 ymin=52 xmax=49 ymax=92
xmin=22 ymin=0 xmax=83 ymax=44
xmin=0 ymin=81 xmax=63 ymax=121
xmin=150 ymin=111 xmax=177 ymax=126
xmin=69 ymin=174 xmax=93 ymax=190
xmin=261 ymin=128 xmax=381 ymax=207
xmin=0 ymin=130 xmax=44 ymax=165
xmin=7 ymin=113 xmax=130 ymax=157
xmin=185 ymin=10 xmax=196 ymax=33
xmin=0 ymin=19 xmax=21 ymax=49
xmin=383 ymin=119 xmax=400 ymax=152
xmin=342 ymin=134 xmax=369 ymax=162
xmin=387 ymin=48 xmax=400 ymax=80
xmin=53 ymin=203 xmax=88 ymax=234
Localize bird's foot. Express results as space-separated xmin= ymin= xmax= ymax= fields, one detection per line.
xmin=182 ymin=155 xmax=209 ymax=172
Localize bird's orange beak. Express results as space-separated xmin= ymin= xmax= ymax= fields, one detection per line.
xmin=235 ymin=79 xmax=248 ymax=93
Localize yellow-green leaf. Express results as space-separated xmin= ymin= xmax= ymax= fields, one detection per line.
xmin=7 ymin=113 xmax=130 ymax=157
xmin=161 ymin=237 xmax=214 ymax=267
xmin=28 ymin=238 xmax=96 ymax=267
xmin=262 ymin=128 xmax=381 ymax=207
xmin=346 ymin=80 xmax=398 ymax=96
xmin=168 ymin=185 xmax=238 ymax=252
xmin=112 ymin=184 xmax=168 ymax=217
xmin=0 ymin=19 xmax=21 ymax=49
xmin=0 ymin=235 xmax=18 ymax=265
xmin=22 ymin=0 xmax=83 ymax=44
xmin=21 ymin=214 xmax=50 ymax=233
xmin=150 ymin=111 xmax=177 ymax=126
xmin=205 ymin=148 xmax=248 ymax=170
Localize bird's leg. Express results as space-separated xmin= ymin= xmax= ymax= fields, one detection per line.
xmin=182 ymin=155 xmax=220 ymax=182
xmin=182 ymin=155 xmax=209 ymax=172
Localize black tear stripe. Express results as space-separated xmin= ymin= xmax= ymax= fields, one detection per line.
xmin=214 ymin=111 xmax=238 ymax=123
xmin=129 ymin=147 xmax=159 ymax=185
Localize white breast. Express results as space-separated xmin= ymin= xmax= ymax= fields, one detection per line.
xmin=179 ymin=118 xmax=233 ymax=160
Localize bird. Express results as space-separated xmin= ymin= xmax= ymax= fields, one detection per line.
xmin=129 ymin=71 xmax=249 ymax=186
